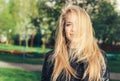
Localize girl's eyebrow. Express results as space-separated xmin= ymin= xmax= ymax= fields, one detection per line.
xmin=66 ymin=21 xmax=72 ymax=23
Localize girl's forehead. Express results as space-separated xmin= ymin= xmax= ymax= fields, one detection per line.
xmin=65 ymin=12 xmax=78 ymax=23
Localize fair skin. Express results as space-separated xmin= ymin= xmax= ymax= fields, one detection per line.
xmin=64 ymin=12 xmax=79 ymax=48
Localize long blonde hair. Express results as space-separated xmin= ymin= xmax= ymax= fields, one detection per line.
xmin=51 ymin=4 xmax=106 ymax=81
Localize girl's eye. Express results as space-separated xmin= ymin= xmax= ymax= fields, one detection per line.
xmin=66 ymin=24 xmax=71 ymax=26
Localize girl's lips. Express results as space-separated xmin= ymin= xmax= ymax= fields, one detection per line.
xmin=70 ymin=33 xmax=74 ymax=35
xmin=70 ymin=34 xmax=73 ymax=37
xmin=70 ymin=34 xmax=74 ymax=36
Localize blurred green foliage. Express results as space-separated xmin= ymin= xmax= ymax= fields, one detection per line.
xmin=0 ymin=0 xmax=120 ymax=48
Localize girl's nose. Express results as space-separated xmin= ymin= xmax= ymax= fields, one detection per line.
xmin=71 ymin=26 xmax=76 ymax=33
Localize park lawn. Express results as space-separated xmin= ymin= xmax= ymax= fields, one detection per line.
xmin=0 ymin=53 xmax=44 ymax=65
xmin=0 ymin=68 xmax=118 ymax=81
xmin=0 ymin=52 xmax=120 ymax=73
xmin=108 ymin=60 xmax=120 ymax=73
xmin=0 ymin=68 xmax=41 ymax=81
xmin=107 ymin=53 xmax=120 ymax=73
xmin=110 ymin=80 xmax=120 ymax=81
xmin=0 ymin=43 xmax=51 ymax=53
xmin=0 ymin=44 xmax=52 ymax=64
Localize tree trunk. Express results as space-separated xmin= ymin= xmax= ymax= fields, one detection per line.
xmin=26 ymin=38 xmax=28 ymax=48
xmin=30 ymin=34 xmax=34 ymax=49
xmin=42 ymin=38 xmax=46 ymax=54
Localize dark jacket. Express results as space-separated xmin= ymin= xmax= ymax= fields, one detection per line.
xmin=41 ymin=50 xmax=109 ymax=81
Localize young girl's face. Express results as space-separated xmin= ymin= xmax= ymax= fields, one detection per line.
xmin=64 ymin=12 xmax=79 ymax=44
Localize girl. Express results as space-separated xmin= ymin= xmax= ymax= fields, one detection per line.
xmin=41 ymin=5 xmax=109 ymax=81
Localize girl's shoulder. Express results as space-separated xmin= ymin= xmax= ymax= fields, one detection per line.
xmin=101 ymin=49 xmax=107 ymax=58
xmin=44 ymin=49 xmax=54 ymax=63
xmin=45 ymin=49 xmax=54 ymax=59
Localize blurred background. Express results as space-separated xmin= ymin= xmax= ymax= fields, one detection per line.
xmin=0 ymin=0 xmax=120 ymax=81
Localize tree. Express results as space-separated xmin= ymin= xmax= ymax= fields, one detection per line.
xmin=9 ymin=0 xmax=39 ymax=47
xmin=35 ymin=0 xmax=66 ymax=52
xmin=0 ymin=0 xmax=16 ymax=44
xmin=93 ymin=1 xmax=120 ymax=45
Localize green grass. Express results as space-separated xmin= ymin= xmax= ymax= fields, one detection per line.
xmin=110 ymin=80 xmax=120 ymax=81
xmin=0 ymin=68 xmax=41 ymax=81
xmin=108 ymin=60 xmax=120 ymax=73
xmin=0 ymin=44 xmax=52 ymax=64
xmin=0 ymin=68 xmax=119 ymax=81
xmin=107 ymin=53 xmax=120 ymax=73
xmin=0 ymin=43 xmax=51 ymax=53
xmin=0 ymin=53 xmax=44 ymax=65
